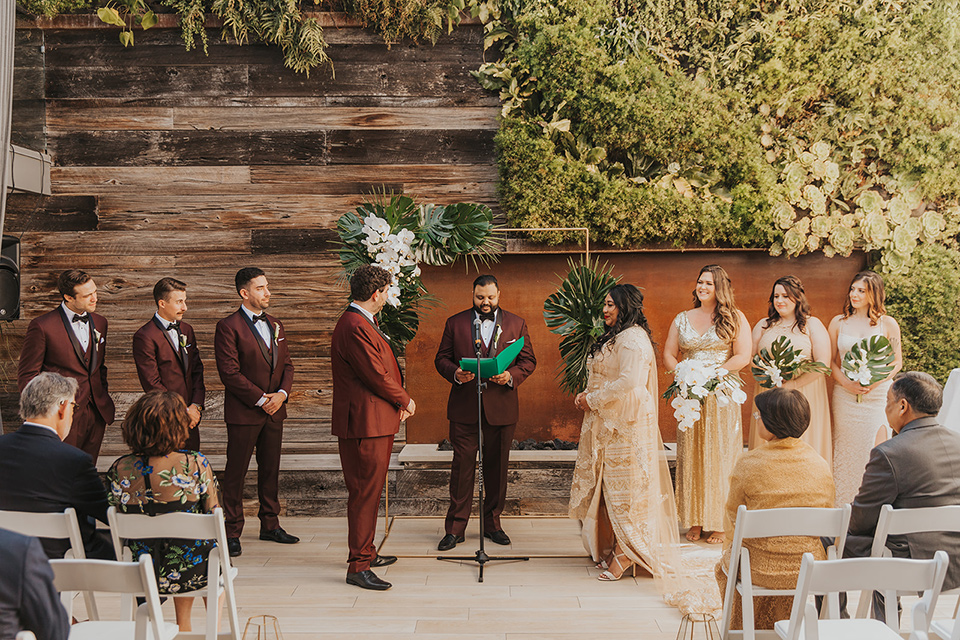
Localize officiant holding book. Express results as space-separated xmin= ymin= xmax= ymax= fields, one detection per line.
xmin=434 ymin=275 xmax=537 ymax=551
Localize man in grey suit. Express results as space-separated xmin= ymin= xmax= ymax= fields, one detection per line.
xmin=843 ymin=371 xmax=960 ymax=620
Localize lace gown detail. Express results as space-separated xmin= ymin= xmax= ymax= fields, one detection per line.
xmin=747 ymin=323 xmax=832 ymax=465
xmin=832 ymin=318 xmax=892 ymax=506
xmin=674 ymin=312 xmax=742 ymax=531
xmin=570 ymin=326 xmax=721 ymax=615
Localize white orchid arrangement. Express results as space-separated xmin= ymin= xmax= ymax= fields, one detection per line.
xmin=336 ymin=192 xmax=499 ymax=351
xmin=360 ymin=214 xmax=420 ymax=309
xmin=841 ymin=335 xmax=895 ymax=402
xmin=750 ymin=335 xmax=831 ymax=389
xmin=662 ymin=359 xmax=747 ymax=432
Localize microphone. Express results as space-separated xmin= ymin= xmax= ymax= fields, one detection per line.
xmin=473 ymin=317 xmax=483 ymax=351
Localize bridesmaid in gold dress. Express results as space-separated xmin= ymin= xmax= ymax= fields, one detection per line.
xmin=747 ymin=276 xmax=832 ymax=465
xmin=829 ymin=271 xmax=902 ymax=505
xmin=570 ymin=284 xmax=683 ymax=586
xmin=664 ymin=265 xmax=751 ymax=545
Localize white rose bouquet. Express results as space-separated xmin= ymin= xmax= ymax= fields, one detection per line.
xmin=750 ymin=335 xmax=831 ymax=389
xmin=662 ymin=360 xmax=747 ymax=432
xmin=841 ymin=335 xmax=895 ymax=402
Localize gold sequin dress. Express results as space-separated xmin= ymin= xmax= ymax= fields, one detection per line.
xmin=674 ymin=311 xmax=743 ymax=531
xmin=746 ymin=323 xmax=832 ymax=466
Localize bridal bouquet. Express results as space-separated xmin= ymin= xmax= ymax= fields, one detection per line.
xmin=841 ymin=335 xmax=895 ymax=402
xmin=751 ymin=335 xmax=831 ymax=389
xmin=663 ymin=360 xmax=747 ymax=432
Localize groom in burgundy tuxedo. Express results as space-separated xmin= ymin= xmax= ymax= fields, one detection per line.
xmin=434 ymin=275 xmax=537 ymax=551
xmin=132 ymin=277 xmax=205 ymax=450
xmin=332 ymin=264 xmax=416 ymax=591
xmin=215 ymin=267 xmax=296 ymax=557
xmin=17 ymin=269 xmax=115 ymax=463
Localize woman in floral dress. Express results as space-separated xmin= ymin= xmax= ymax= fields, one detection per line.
xmin=107 ymin=390 xmax=221 ymax=632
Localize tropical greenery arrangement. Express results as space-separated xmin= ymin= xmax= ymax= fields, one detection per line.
xmin=542 ymin=258 xmax=619 ymax=395
xmin=335 ymin=192 xmax=498 ymax=352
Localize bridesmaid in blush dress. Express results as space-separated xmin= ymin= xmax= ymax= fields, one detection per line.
xmin=828 ymin=271 xmax=902 ymax=506
xmin=664 ymin=265 xmax=752 ymax=545
xmin=747 ymin=276 xmax=832 ymax=465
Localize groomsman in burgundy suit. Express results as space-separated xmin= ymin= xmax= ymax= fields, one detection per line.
xmin=215 ymin=267 xmax=297 ymax=557
xmin=434 ymin=275 xmax=537 ymax=551
xmin=332 ymin=265 xmax=416 ymax=590
xmin=17 ymin=269 xmax=115 ymax=463
xmin=132 ymin=278 xmax=206 ymax=450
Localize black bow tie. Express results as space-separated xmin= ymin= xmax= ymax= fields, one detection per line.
xmin=72 ymin=314 xmax=89 ymax=324
xmin=252 ymin=313 xmax=268 ymax=323
xmin=476 ymin=310 xmax=496 ymax=322
xmin=166 ymin=321 xmax=180 ymax=331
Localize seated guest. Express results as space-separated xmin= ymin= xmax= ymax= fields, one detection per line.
xmin=842 ymin=371 xmax=960 ymax=621
xmin=716 ymin=388 xmax=835 ymax=630
xmin=0 ymin=372 xmax=113 ymax=560
xmin=0 ymin=528 xmax=69 ymax=640
xmin=107 ymin=391 xmax=222 ymax=633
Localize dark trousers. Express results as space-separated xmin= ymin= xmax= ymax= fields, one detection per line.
xmin=445 ymin=413 xmax=515 ymax=536
xmin=65 ymin=400 xmax=106 ymax=464
xmin=222 ymin=415 xmax=284 ymax=538
xmin=338 ymin=434 xmax=393 ymax=574
xmin=183 ymin=423 xmax=200 ymax=452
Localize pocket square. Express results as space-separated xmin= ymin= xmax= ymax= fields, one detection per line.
xmin=507 ymin=339 xmax=517 ymax=344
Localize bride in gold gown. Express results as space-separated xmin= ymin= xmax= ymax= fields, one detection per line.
xmin=570 ymin=284 xmax=683 ymax=584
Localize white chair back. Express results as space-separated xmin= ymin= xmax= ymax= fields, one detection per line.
xmin=107 ymin=506 xmax=241 ymax=640
xmin=777 ymin=551 xmax=948 ymax=640
xmin=50 ymin=555 xmax=177 ymax=640
xmin=15 ymin=632 xmax=37 ymax=640
xmin=0 ymin=508 xmax=98 ymax=619
xmin=721 ymin=504 xmax=851 ymax=640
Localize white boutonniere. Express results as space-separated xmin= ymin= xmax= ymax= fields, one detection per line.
xmin=179 ymin=334 xmax=188 ymax=349
xmin=493 ymin=325 xmax=503 ymax=350
xmin=93 ymin=328 xmax=102 ymax=344
xmin=274 ymin=323 xmax=281 ymax=342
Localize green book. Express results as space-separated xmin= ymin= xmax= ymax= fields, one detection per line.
xmin=459 ymin=337 xmax=525 ymax=378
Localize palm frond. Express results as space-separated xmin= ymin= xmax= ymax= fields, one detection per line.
xmin=543 ymin=257 xmax=620 ymax=394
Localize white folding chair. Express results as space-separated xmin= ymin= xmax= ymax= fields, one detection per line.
xmin=50 ymin=555 xmax=179 ymax=640
xmin=107 ymin=506 xmax=241 ymax=640
xmin=0 ymin=508 xmax=99 ymax=619
xmin=861 ymin=505 xmax=960 ymax=640
xmin=720 ymin=504 xmax=851 ymax=640
xmin=774 ymin=551 xmax=948 ymax=640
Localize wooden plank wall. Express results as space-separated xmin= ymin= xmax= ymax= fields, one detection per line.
xmin=3 ymin=17 xmax=499 ymax=458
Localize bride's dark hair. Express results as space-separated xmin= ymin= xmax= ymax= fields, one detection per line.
xmin=589 ymin=284 xmax=652 ymax=357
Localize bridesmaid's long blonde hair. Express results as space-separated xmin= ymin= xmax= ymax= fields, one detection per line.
xmin=693 ymin=264 xmax=740 ymax=343
xmin=842 ymin=270 xmax=885 ymax=327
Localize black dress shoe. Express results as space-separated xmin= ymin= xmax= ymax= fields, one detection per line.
xmin=371 ymin=554 xmax=397 ymax=568
xmin=438 ymin=533 xmax=465 ymax=551
xmin=227 ymin=537 xmax=242 ymax=557
xmin=484 ymin=530 xmax=511 ymax=545
xmin=259 ymin=527 xmax=300 ymax=544
xmin=346 ymin=570 xmax=392 ymax=591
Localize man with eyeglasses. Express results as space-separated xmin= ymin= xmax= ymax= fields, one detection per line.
xmin=17 ymin=269 xmax=116 ymax=463
xmin=0 ymin=372 xmax=113 ymax=560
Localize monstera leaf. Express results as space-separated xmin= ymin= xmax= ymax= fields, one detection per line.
xmin=543 ymin=258 xmax=620 ymax=395
xmin=416 ymin=202 xmax=500 ymax=267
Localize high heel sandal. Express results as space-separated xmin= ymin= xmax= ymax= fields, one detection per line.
xmin=598 ymin=551 xmax=632 ymax=581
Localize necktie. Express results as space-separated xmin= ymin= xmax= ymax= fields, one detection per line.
xmin=72 ymin=314 xmax=89 ymax=324
xmin=166 ymin=322 xmax=180 ymax=331
xmin=477 ymin=310 xmax=495 ymax=322
xmin=252 ymin=313 xmax=267 ymax=323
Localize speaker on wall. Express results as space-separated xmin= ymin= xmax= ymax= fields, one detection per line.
xmin=0 ymin=235 xmax=20 ymax=320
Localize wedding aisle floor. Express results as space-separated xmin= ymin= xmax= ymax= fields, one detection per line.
xmin=76 ymin=515 xmax=948 ymax=639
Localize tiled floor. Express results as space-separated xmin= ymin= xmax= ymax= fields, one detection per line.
xmin=74 ymin=516 xmax=959 ymax=639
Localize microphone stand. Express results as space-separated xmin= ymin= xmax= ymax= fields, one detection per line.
xmin=438 ymin=318 xmax=529 ymax=582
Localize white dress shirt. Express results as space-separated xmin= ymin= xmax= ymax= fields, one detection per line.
xmin=155 ymin=312 xmax=181 ymax=351
xmin=241 ymin=304 xmax=272 ymax=347
xmin=61 ymin=302 xmax=91 ymax=351
xmin=477 ymin=309 xmax=498 ymax=347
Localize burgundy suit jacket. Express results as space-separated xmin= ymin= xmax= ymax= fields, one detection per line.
xmin=331 ymin=307 xmax=411 ymax=439
xmin=17 ymin=306 xmax=115 ymax=424
xmin=214 ymin=309 xmax=294 ymax=425
xmin=132 ymin=317 xmax=205 ymax=407
xmin=435 ymin=308 xmax=536 ymax=425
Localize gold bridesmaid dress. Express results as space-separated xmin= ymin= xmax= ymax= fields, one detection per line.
xmin=746 ymin=323 xmax=833 ymax=467
xmin=674 ymin=311 xmax=743 ymax=532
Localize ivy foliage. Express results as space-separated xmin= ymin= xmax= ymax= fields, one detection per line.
xmin=479 ymin=0 xmax=960 ymax=266
xmin=884 ymin=243 xmax=960 ymax=383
